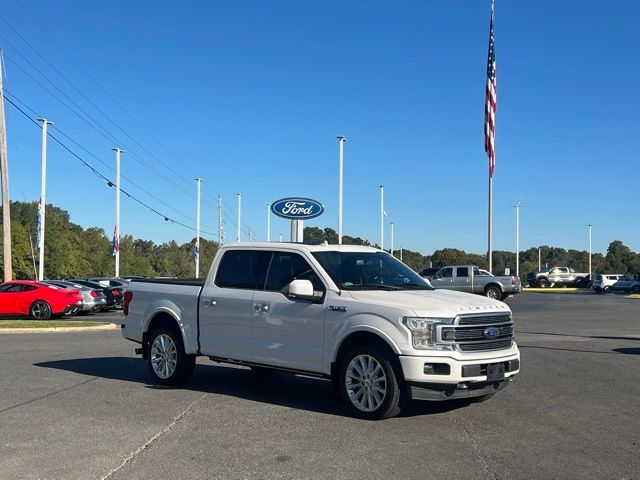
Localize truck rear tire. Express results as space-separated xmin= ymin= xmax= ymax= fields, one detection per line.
xmin=338 ymin=346 xmax=403 ymax=420
xmin=146 ymin=326 xmax=195 ymax=386
xmin=485 ymin=286 xmax=502 ymax=300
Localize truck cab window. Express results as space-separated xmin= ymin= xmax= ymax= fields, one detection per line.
xmin=456 ymin=267 xmax=469 ymax=277
xmin=436 ymin=268 xmax=453 ymax=279
xmin=265 ymin=252 xmax=325 ymax=293
xmin=214 ymin=250 xmax=271 ymax=290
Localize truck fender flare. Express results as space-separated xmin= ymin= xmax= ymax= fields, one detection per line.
xmin=331 ymin=325 xmax=402 ymax=364
xmin=143 ymin=306 xmax=189 ymax=353
xmin=484 ymin=282 xmax=503 ymax=292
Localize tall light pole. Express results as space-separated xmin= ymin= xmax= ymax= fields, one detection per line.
xmin=390 ymin=221 xmax=395 ymax=258
xmin=112 ymin=148 xmax=123 ymax=278
xmin=266 ymin=203 xmax=271 ymax=241
xmin=588 ymin=224 xmax=593 ymax=280
xmin=236 ymin=193 xmax=242 ymax=242
xmin=511 ymin=202 xmax=523 ymax=277
xmin=538 ymin=247 xmax=542 ymax=272
xmin=194 ymin=178 xmax=203 ymax=277
xmin=337 ymin=136 xmax=346 ymax=244
xmin=379 ymin=185 xmax=385 ymax=250
xmin=217 ymin=194 xmax=223 ymax=245
xmin=279 ymin=233 xmax=283 ymax=242
xmin=37 ymin=118 xmax=52 ymax=280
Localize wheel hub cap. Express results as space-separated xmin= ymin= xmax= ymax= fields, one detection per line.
xmin=345 ymin=354 xmax=387 ymax=413
xmin=151 ymin=334 xmax=177 ymax=379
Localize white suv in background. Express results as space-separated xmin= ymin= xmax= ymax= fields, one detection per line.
xmin=592 ymin=274 xmax=625 ymax=293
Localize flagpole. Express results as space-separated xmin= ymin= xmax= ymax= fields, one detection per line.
xmin=337 ymin=136 xmax=346 ymax=244
xmin=488 ymin=175 xmax=493 ymax=273
xmin=379 ymin=185 xmax=384 ymax=251
xmin=37 ymin=118 xmax=52 ymax=281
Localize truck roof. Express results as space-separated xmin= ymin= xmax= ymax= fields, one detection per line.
xmin=219 ymin=242 xmax=380 ymax=254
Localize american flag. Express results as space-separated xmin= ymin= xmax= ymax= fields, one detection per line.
xmin=35 ymin=199 xmax=42 ymax=249
xmin=484 ymin=0 xmax=497 ymax=177
xmin=112 ymin=225 xmax=120 ymax=256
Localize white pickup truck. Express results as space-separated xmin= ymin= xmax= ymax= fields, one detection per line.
xmin=122 ymin=243 xmax=520 ymax=420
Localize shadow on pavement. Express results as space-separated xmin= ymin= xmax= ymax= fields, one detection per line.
xmin=611 ymin=348 xmax=640 ymax=356
xmin=34 ymin=357 xmax=470 ymax=418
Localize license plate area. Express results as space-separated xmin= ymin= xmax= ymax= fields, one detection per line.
xmin=486 ymin=363 xmax=505 ymax=381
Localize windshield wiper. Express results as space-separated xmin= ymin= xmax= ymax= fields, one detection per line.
xmin=343 ymin=284 xmax=402 ymax=291
xmin=392 ymin=283 xmax=431 ymax=290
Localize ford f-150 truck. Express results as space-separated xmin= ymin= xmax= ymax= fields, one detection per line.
xmin=122 ymin=243 xmax=520 ymax=420
xmin=526 ymin=267 xmax=589 ymax=288
xmin=428 ymin=265 xmax=521 ymax=300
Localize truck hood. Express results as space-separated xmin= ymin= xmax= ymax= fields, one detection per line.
xmin=346 ymin=289 xmax=510 ymax=317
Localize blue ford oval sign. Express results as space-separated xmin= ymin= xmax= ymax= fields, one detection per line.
xmin=271 ymin=197 xmax=324 ymax=220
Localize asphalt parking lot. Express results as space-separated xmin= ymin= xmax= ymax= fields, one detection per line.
xmin=1 ymin=292 xmax=638 ymax=480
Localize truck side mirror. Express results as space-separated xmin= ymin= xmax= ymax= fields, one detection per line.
xmin=288 ymin=279 xmax=314 ymax=301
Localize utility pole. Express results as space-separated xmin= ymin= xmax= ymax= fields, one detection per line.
xmin=194 ymin=178 xmax=203 ymax=278
xmin=217 ymin=194 xmax=223 ymax=245
xmin=390 ymin=221 xmax=395 ymax=258
xmin=248 ymin=229 xmax=252 ymax=242
xmin=379 ymin=185 xmax=384 ymax=251
xmin=400 ymin=248 xmax=403 ymax=262
xmin=279 ymin=233 xmax=283 ymax=242
xmin=236 ymin=193 xmax=242 ymax=242
xmin=37 ymin=118 xmax=52 ymax=281
xmin=113 ymin=148 xmax=123 ymax=278
xmin=588 ymin=224 xmax=593 ymax=280
xmin=266 ymin=203 xmax=271 ymax=241
xmin=337 ymin=136 xmax=346 ymax=244
xmin=511 ymin=202 xmax=523 ymax=277
xmin=0 ymin=53 xmax=11 ymax=282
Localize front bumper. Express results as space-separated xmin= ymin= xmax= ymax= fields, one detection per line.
xmin=398 ymin=346 xmax=520 ymax=400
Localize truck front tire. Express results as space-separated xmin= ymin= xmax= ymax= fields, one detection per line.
xmin=538 ymin=278 xmax=549 ymax=288
xmin=146 ymin=326 xmax=195 ymax=386
xmin=338 ymin=346 xmax=403 ymax=420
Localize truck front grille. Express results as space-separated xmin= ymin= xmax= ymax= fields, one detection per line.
xmin=440 ymin=314 xmax=514 ymax=352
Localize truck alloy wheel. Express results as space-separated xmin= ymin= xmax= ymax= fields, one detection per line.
xmin=538 ymin=279 xmax=549 ymax=288
xmin=485 ymin=286 xmax=501 ymax=299
xmin=339 ymin=347 xmax=403 ymax=420
xmin=147 ymin=327 xmax=195 ymax=385
xmin=30 ymin=301 xmax=52 ymax=320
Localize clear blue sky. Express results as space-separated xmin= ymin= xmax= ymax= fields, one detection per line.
xmin=2 ymin=0 xmax=639 ymax=255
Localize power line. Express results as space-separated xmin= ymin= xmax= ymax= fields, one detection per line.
xmin=3 ymin=89 xmax=216 ymax=230
xmin=3 ymin=92 xmax=216 ymax=236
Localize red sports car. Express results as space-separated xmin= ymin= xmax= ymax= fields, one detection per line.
xmin=0 ymin=281 xmax=83 ymax=320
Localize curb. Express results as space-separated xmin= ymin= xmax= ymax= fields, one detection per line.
xmin=0 ymin=323 xmax=119 ymax=334
xmin=523 ymin=288 xmax=582 ymax=293
xmin=625 ymin=294 xmax=640 ymax=299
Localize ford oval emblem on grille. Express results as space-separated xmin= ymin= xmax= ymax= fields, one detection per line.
xmin=483 ymin=327 xmax=499 ymax=339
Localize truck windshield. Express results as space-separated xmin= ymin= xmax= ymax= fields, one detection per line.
xmin=312 ymin=251 xmax=432 ymax=291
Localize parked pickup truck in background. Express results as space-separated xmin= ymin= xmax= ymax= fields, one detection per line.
xmin=428 ymin=265 xmax=521 ymax=300
xmin=122 ymin=244 xmax=520 ymax=420
xmin=526 ymin=267 xmax=589 ymax=288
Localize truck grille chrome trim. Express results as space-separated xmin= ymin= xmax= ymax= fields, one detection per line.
xmin=440 ymin=314 xmax=514 ymax=352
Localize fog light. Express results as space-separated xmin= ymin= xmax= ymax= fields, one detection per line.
xmin=423 ymin=363 xmax=450 ymax=375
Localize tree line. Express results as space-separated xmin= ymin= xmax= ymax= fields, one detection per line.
xmin=1 ymin=201 xmax=638 ymax=280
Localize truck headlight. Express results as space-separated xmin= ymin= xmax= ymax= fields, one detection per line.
xmin=403 ymin=317 xmax=454 ymax=350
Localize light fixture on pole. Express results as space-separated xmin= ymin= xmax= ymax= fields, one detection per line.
xmin=511 ymin=202 xmax=523 ymax=277
xmin=236 ymin=193 xmax=242 ymax=242
xmin=588 ymin=224 xmax=593 ymax=280
xmin=37 ymin=118 xmax=52 ymax=281
xmin=337 ymin=136 xmax=346 ymax=244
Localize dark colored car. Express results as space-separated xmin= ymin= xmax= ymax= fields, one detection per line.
xmin=67 ymin=279 xmax=124 ymax=310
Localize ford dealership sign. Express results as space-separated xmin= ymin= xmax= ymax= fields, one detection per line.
xmin=271 ymin=197 xmax=324 ymax=220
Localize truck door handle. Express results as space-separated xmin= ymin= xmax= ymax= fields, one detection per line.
xmin=253 ymin=303 xmax=269 ymax=312
xmin=203 ymin=299 xmax=217 ymax=307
